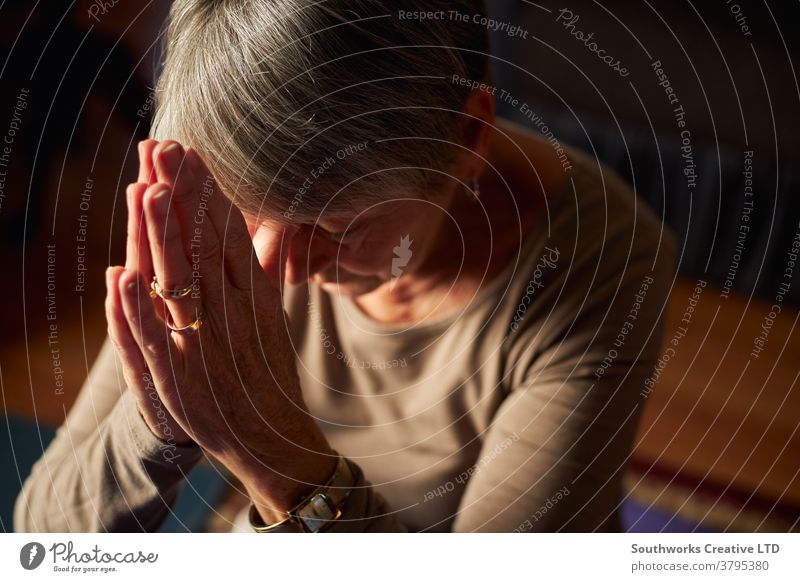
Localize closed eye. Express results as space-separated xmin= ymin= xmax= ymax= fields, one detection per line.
xmin=314 ymin=218 xmax=361 ymax=245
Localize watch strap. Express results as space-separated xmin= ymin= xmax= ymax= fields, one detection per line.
xmin=249 ymin=453 xmax=355 ymax=533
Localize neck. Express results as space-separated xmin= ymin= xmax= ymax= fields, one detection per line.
xmin=355 ymin=120 xmax=565 ymax=323
xmin=354 ymin=119 xmax=559 ymax=324
xmin=392 ymin=131 xmax=550 ymax=288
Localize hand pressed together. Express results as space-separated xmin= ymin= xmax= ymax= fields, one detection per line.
xmin=104 ymin=139 xmax=336 ymax=523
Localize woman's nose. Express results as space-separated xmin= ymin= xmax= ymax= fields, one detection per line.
xmin=285 ymin=226 xmax=338 ymax=285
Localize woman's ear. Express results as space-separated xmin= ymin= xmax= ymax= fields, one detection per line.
xmin=458 ymin=87 xmax=496 ymax=177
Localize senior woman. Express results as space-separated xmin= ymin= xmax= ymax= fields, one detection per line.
xmin=16 ymin=0 xmax=675 ymax=533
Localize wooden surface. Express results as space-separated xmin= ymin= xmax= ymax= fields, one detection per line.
xmin=632 ymin=278 xmax=799 ymax=508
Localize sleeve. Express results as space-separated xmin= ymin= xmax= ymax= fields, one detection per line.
xmin=253 ymin=241 xmax=675 ymax=534
xmin=450 ymin=232 xmax=677 ymax=532
xmin=320 ymin=458 xmax=411 ymax=532
xmin=13 ymin=337 xmax=205 ymax=532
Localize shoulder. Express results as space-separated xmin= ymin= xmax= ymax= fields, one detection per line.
xmin=501 ymin=146 xmax=677 ymax=384
xmin=569 ymin=146 xmax=673 ymax=250
xmin=544 ymin=146 xmax=676 ymax=298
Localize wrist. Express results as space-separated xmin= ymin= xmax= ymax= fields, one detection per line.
xmin=236 ymin=443 xmax=339 ymax=524
xmin=248 ymin=453 xmax=355 ymax=532
xmin=135 ymin=401 xmax=196 ymax=448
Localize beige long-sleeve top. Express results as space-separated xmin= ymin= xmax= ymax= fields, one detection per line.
xmin=15 ymin=147 xmax=676 ymax=532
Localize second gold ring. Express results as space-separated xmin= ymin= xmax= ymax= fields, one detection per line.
xmin=150 ymin=276 xmax=195 ymax=300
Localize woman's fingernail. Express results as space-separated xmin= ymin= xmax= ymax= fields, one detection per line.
xmin=162 ymin=142 xmax=182 ymax=166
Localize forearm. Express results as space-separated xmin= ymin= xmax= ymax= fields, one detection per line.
xmin=14 ymin=389 xmax=203 ymax=532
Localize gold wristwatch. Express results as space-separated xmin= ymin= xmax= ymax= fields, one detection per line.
xmin=248 ymin=453 xmax=355 ymax=533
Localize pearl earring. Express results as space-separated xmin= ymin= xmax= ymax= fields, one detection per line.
xmin=465 ymin=176 xmax=480 ymax=201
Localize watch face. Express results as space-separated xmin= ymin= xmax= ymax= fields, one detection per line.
xmin=298 ymin=493 xmax=338 ymax=533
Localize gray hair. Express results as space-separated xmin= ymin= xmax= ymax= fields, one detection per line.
xmin=150 ymin=0 xmax=490 ymax=224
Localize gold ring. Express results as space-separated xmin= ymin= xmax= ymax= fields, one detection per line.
xmin=166 ymin=309 xmax=205 ymax=335
xmin=150 ymin=276 xmax=195 ymax=300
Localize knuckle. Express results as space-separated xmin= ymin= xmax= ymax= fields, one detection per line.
xmin=162 ymin=221 xmax=183 ymax=249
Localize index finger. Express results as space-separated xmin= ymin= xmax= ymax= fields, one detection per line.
xmin=137 ymin=139 xmax=158 ymax=184
xmin=125 ymin=182 xmax=153 ymax=280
